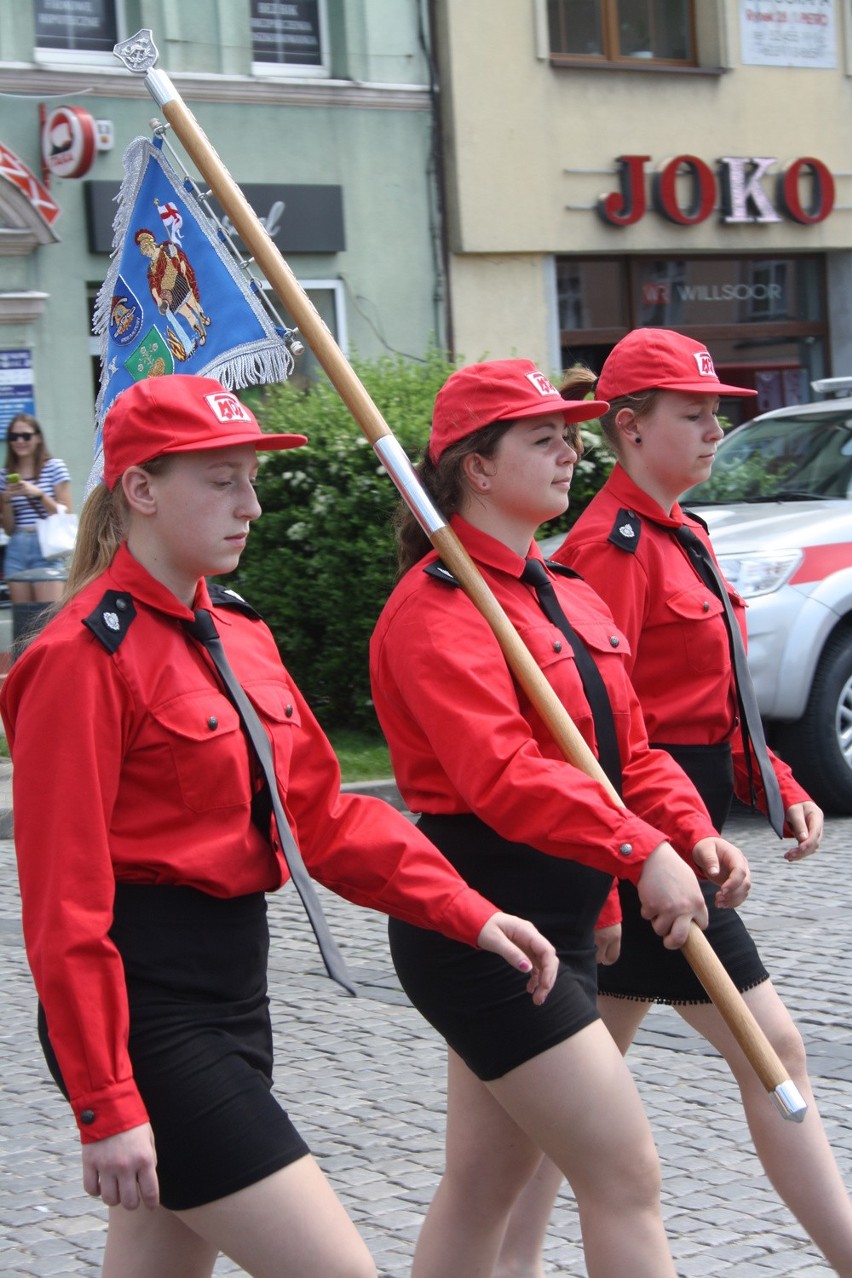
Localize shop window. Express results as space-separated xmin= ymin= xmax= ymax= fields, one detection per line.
xmin=556 ymin=253 xmax=827 ymax=423
xmin=547 ymin=0 xmax=695 ymax=65
xmin=34 ymin=0 xmax=129 ymax=62
xmin=250 ymin=0 xmax=328 ymax=77
xmin=746 ymin=261 xmax=789 ymax=322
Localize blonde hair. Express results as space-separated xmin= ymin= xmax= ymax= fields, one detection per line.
xmin=62 ymin=458 xmax=172 ymax=604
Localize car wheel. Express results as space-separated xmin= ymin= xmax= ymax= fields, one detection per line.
xmin=773 ymin=628 xmax=852 ymax=815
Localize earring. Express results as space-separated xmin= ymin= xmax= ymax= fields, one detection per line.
xmin=634 ymin=434 xmax=641 ymax=444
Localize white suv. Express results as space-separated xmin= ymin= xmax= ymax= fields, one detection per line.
xmin=682 ymin=379 xmax=852 ymax=813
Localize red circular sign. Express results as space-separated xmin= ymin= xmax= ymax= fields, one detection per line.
xmin=42 ymin=107 xmax=96 ymax=179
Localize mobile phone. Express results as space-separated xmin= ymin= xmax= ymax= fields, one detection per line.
xmin=7 ymin=473 xmax=19 ymax=484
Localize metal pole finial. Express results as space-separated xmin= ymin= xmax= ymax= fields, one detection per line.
xmin=114 ymin=29 xmax=159 ymax=74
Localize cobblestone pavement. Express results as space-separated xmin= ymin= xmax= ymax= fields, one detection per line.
xmin=1 ymin=768 xmax=850 ymax=1275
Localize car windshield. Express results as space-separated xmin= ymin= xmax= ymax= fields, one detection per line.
xmin=684 ymin=410 xmax=852 ymax=505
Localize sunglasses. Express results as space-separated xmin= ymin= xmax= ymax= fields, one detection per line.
xmin=8 ymin=433 xmax=36 ymax=442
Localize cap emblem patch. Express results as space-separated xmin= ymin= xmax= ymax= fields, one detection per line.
xmin=693 ymin=351 xmax=715 ymax=378
xmin=204 ymin=391 xmax=252 ymax=423
xmin=525 ymin=371 xmax=559 ymax=397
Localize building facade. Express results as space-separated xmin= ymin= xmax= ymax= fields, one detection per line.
xmin=0 ymin=0 xmax=442 ymax=503
xmin=431 ymin=0 xmax=852 ymax=425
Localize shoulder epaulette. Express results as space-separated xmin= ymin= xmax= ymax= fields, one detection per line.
xmin=607 ymin=507 xmax=642 ymax=554
xmin=423 ymin=559 xmax=461 ymax=588
xmin=208 ymin=583 xmax=264 ymax=620
xmin=82 ymin=591 xmax=137 ymax=652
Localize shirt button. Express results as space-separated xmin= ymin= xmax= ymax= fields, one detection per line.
xmin=618 ymin=843 xmax=633 ymax=857
xmin=553 ymin=640 xmax=562 ymax=653
xmin=703 ymin=601 xmax=710 ymax=612
xmin=207 ymin=716 xmax=218 ymax=730
xmin=609 ymin=635 xmax=619 ymax=647
xmin=285 ymin=705 xmax=293 ymax=718
xmin=80 ymin=1109 xmax=95 ymax=1125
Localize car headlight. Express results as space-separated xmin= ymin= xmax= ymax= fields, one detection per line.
xmin=715 ymin=550 xmax=803 ymax=598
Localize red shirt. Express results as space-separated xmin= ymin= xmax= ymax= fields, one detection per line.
xmin=557 ymin=464 xmax=808 ymax=814
xmin=370 ymin=517 xmax=716 ymax=906
xmin=0 ymin=545 xmax=497 ymax=1143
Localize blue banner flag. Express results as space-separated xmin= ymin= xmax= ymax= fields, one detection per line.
xmin=91 ymin=135 xmax=294 ymax=485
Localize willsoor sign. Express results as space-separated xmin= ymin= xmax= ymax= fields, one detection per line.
xmin=598 ymin=154 xmax=834 ymax=227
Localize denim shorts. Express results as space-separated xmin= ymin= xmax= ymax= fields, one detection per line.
xmin=4 ymin=529 xmax=56 ymax=578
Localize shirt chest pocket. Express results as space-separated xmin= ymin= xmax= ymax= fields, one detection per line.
xmin=663 ymin=583 xmax=730 ymax=675
xmin=152 ymin=691 xmax=248 ymax=813
xmin=242 ymin=678 xmax=302 ymax=783
xmin=518 ymin=619 xmax=631 ymax=734
xmin=150 ymin=683 xmax=301 ymax=813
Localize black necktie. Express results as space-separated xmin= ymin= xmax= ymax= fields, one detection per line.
xmin=522 ymin=558 xmax=623 ymax=795
xmin=674 ymin=524 xmax=785 ymax=836
xmin=184 ymin=609 xmax=357 ymax=995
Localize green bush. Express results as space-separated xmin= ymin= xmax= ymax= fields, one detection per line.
xmin=233 ymin=351 xmax=614 ymax=732
xmin=234 ymin=349 xmax=454 ymax=731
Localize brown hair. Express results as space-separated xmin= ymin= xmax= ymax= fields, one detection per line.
xmin=5 ymin=413 xmax=52 ymax=474
xmin=395 ymin=365 xmax=595 ymax=577
xmin=597 ymin=389 xmax=663 ymax=452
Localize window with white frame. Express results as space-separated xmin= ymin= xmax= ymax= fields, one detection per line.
xmin=250 ymin=0 xmax=328 ymax=77
xmin=547 ymin=0 xmax=695 ymax=65
xmin=34 ymin=0 xmax=125 ymax=63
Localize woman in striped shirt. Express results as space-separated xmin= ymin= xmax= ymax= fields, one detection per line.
xmin=1 ymin=413 xmax=73 ymax=604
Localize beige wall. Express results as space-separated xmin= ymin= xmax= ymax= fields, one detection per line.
xmin=449 ymin=253 xmax=556 ymax=372
xmin=433 ymin=0 xmax=852 ymax=366
xmin=435 ymin=0 xmax=852 ymax=256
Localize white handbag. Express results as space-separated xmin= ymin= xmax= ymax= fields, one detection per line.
xmin=36 ymin=503 xmax=78 ymax=560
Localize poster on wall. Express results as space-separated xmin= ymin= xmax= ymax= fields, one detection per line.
xmin=740 ymin=0 xmax=837 ymax=68
xmin=0 ymin=350 xmax=36 ymax=437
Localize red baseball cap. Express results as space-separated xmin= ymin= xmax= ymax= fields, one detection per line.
xmin=596 ymin=329 xmax=758 ymax=401
xmin=103 ymin=375 xmax=307 ymax=489
xmin=429 ymin=359 xmax=608 ymax=463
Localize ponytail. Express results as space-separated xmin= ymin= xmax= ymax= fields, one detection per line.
xmin=61 ymin=457 xmax=172 ymax=604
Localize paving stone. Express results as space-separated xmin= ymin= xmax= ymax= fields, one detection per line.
xmin=1 ymin=798 xmax=850 ymax=1275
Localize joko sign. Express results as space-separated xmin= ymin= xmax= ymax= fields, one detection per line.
xmin=598 ymin=154 xmax=834 ymax=227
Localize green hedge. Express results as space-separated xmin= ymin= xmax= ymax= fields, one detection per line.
xmin=233 ymin=351 xmax=614 ymax=732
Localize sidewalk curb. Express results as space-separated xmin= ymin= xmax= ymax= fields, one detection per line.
xmin=340 ymin=777 xmax=406 ymax=810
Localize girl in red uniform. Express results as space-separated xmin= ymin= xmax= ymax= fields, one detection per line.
xmin=0 ymin=373 xmax=558 ymax=1278
xmin=495 ymin=329 xmax=852 ymax=1278
xmin=369 ymin=358 xmax=752 ymax=1278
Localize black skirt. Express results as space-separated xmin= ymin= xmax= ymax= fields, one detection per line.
xmin=389 ymin=814 xmax=614 ymax=1082
xmin=597 ymin=742 xmax=769 ymax=1005
xmin=39 ymin=884 xmax=309 ymax=1211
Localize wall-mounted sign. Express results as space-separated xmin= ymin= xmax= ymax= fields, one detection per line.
xmin=42 ymin=106 xmax=97 ymax=179
xmin=740 ymin=0 xmax=836 ymax=69
xmin=0 ymin=350 xmax=36 ymax=436
xmin=598 ymin=154 xmax=834 ymax=228
xmin=0 ymin=142 xmax=61 ymax=227
xmin=84 ymin=180 xmax=345 ymax=254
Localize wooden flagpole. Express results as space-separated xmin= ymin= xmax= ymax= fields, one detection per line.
xmin=111 ymin=29 xmax=805 ymax=1121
